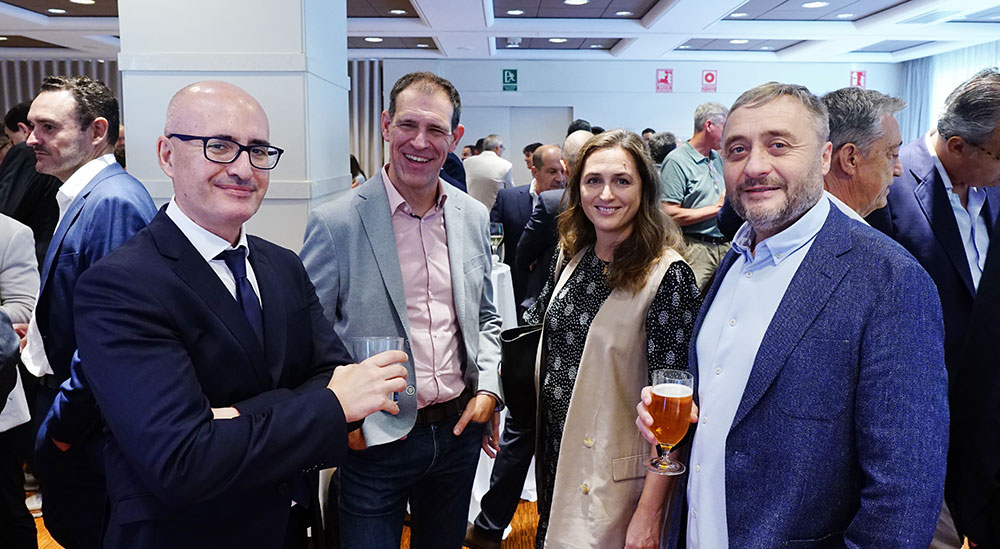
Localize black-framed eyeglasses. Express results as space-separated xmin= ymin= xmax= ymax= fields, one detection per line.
xmin=167 ymin=133 xmax=284 ymax=170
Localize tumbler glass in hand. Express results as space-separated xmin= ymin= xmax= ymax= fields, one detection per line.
xmin=351 ymin=337 xmax=405 ymax=401
xmin=644 ymin=369 xmax=694 ymax=475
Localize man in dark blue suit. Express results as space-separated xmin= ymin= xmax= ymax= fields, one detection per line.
xmin=72 ymin=81 xmax=406 ymax=548
xmin=12 ymin=76 xmax=156 ymax=548
xmin=638 ymin=82 xmax=948 ymax=547
xmin=489 ymin=144 xmax=564 ymax=313
xmin=867 ymin=67 xmax=1000 ymax=546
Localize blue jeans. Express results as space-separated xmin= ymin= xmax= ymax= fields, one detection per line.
xmin=338 ymin=413 xmax=484 ymax=549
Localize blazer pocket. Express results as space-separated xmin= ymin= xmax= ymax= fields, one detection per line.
xmin=777 ymin=338 xmax=854 ymax=420
xmin=784 ymin=530 xmax=844 ymax=547
xmin=464 ymin=253 xmax=488 ymax=274
xmin=611 ymin=454 xmax=647 ymax=482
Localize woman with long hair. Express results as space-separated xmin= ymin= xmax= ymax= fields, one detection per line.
xmin=527 ymin=129 xmax=701 ymax=548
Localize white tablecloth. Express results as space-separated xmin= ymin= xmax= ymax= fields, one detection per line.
xmin=466 ymin=260 xmax=537 ymax=536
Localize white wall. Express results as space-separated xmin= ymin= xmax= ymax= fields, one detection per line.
xmin=384 ymin=59 xmax=903 ymax=147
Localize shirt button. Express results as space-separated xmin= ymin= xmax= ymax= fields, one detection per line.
xmin=745 ymin=271 xmax=752 ymax=278
xmin=728 ymin=318 xmax=736 ymax=327
xmin=695 ymin=464 xmax=701 ymax=473
xmin=581 ymin=483 xmax=590 ymax=495
xmin=583 ymin=436 xmax=594 ymax=448
xmin=776 ymin=252 xmax=783 ymax=258
xmin=701 ymin=417 xmax=708 ymax=424
xmin=714 ymin=367 xmax=722 ymax=375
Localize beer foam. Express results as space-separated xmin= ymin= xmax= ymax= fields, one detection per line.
xmin=652 ymin=383 xmax=693 ymax=398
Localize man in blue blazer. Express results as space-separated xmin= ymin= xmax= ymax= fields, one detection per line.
xmin=302 ymin=72 xmax=503 ymax=549
xmin=639 ymin=82 xmax=948 ymax=547
xmin=13 ymin=76 xmax=156 ymax=548
xmin=72 ymin=81 xmax=406 ymax=548
xmin=867 ymin=68 xmax=1000 ymax=543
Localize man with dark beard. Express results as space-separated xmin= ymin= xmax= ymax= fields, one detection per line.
xmin=637 ymin=82 xmax=948 ymax=548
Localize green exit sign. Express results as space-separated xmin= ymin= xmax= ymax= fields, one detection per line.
xmin=503 ymin=69 xmax=517 ymax=91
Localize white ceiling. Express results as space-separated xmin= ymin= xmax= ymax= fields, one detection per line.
xmin=0 ymin=0 xmax=998 ymax=63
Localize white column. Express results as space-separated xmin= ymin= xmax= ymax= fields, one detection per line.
xmin=117 ymin=0 xmax=350 ymax=250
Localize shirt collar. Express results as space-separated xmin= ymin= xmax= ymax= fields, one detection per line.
xmin=529 ymin=179 xmax=539 ymax=200
xmin=56 ymin=153 xmax=116 ymax=208
xmin=381 ymin=165 xmax=448 ymax=215
xmin=681 ymin=140 xmax=717 ymax=165
xmin=731 ymin=193 xmax=830 ymax=266
xmin=165 ymin=198 xmax=250 ymax=263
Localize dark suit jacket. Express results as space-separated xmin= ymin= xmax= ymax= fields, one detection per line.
xmin=75 ymin=210 xmax=353 ymax=548
xmin=516 ymin=188 xmax=565 ymax=310
xmin=668 ymin=207 xmax=948 ymax=547
xmin=0 ymin=143 xmax=61 ymax=265
xmin=490 ymin=184 xmax=532 ymax=309
xmin=953 ymin=213 xmax=1000 ymax=545
xmin=867 ymin=137 xmax=1000 ymax=531
xmin=441 ymin=151 xmax=467 ymax=193
xmin=35 ymin=162 xmax=156 ymax=383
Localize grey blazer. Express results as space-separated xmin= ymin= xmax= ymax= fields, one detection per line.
xmin=302 ymin=173 xmax=503 ymax=446
xmin=0 ymin=213 xmax=39 ymax=324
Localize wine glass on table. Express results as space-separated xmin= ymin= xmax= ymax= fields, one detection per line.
xmin=489 ymin=222 xmax=504 ymax=262
xmin=644 ymin=369 xmax=694 ymax=475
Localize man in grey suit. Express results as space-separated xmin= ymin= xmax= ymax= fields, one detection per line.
xmin=301 ymin=71 xmax=503 ymax=549
xmin=637 ymin=82 xmax=948 ymax=547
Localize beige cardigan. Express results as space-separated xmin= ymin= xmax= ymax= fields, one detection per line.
xmin=536 ymin=246 xmax=685 ymax=548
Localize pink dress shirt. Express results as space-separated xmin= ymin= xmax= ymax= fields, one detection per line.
xmin=382 ymin=168 xmax=466 ymax=408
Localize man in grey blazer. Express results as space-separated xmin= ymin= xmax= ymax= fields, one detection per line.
xmin=301 ymin=72 xmax=503 ymax=549
xmin=638 ymin=82 xmax=948 ymax=547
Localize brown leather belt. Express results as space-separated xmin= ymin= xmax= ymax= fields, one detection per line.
xmin=414 ymin=389 xmax=472 ymax=426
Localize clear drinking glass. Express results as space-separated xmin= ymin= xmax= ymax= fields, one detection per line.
xmin=489 ymin=222 xmax=504 ymax=262
xmin=351 ymin=337 xmax=405 ymax=401
xmin=644 ymin=369 xmax=694 ymax=475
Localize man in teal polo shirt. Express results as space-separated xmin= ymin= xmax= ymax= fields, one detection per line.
xmin=660 ymin=102 xmax=729 ymax=289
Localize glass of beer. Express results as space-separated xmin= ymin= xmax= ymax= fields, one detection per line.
xmin=645 ymin=369 xmax=694 ymax=475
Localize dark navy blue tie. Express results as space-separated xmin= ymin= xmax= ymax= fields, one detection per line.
xmin=216 ymin=247 xmax=264 ymax=345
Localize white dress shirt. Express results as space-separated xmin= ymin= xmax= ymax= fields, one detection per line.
xmin=925 ymin=133 xmax=990 ymax=289
xmin=22 ymin=154 xmax=117 ymax=377
xmin=687 ymin=197 xmax=829 ymax=548
xmin=165 ymin=199 xmax=260 ymax=306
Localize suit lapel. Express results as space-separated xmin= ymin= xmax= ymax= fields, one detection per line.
xmin=518 ymin=186 xmax=533 ymax=226
xmin=248 ymin=239 xmax=286 ymax=387
xmin=984 ymin=187 xmax=1000 ymax=238
xmin=356 ymin=176 xmax=412 ymax=339
xmin=730 ymin=210 xmax=850 ymax=430
xmin=913 ymin=148 xmax=976 ymax=296
xmin=149 ymin=211 xmax=273 ymax=390
xmin=444 ymin=187 xmax=468 ymax=332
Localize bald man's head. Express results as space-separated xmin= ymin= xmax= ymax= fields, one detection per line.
xmin=562 ymin=130 xmax=594 ymax=176
xmin=157 ymin=81 xmax=275 ymax=245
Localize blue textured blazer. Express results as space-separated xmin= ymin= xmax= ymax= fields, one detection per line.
xmin=35 ymin=162 xmax=156 ymax=382
xmin=667 ymin=205 xmax=949 ymax=547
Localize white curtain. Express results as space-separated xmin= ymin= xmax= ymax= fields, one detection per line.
xmin=0 ymin=59 xmax=121 ymax=119
xmin=900 ymin=40 xmax=1000 ymax=141
xmin=347 ymin=59 xmax=383 ymax=181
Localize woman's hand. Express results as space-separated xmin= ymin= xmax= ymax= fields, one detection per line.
xmin=625 ymin=501 xmax=663 ymax=549
xmin=635 ymin=385 xmax=699 ymax=445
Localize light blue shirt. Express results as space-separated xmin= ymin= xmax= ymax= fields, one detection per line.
xmin=687 ymin=196 xmax=830 ymax=548
xmin=925 ymin=133 xmax=989 ymax=289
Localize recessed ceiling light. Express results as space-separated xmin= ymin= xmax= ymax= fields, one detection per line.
xmin=760 ymin=46 xmax=772 ymax=50
xmin=0 ymin=36 xmax=7 ymax=41
xmin=678 ymin=45 xmax=692 ymax=49
xmin=548 ymin=38 xmax=568 ymax=43
xmin=836 ymin=13 xmax=853 ymax=18
xmin=589 ymin=44 xmax=604 ymax=48
xmin=416 ymin=43 xmax=430 ymax=48
xmin=506 ymin=43 xmax=520 ymax=48
xmin=564 ymin=0 xmax=589 ymax=5
xmin=991 ymin=15 xmax=1000 ymax=20
xmin=615 ymin=11 xmax=633 ymax=16
xmin=730 ymin=12 xmax=748 ymax=17
xmin=507 ymin=9 xmax=525 ymax=15
xmin=70 ymin=0 xmax=95 ymax=4
xmin=364 ymin=37 xmax=383 ymax=43
xmin=389 ymin=9 xmax=407 ymax=15
xmin=729 ymin=39 xmax=749 ymax=44
xmin=802 ymin=1 xmax=829 ymax=8
xmin=97 ymin=59 xmax=105 ymax=63
xmin=47 ymin=8 xmax=67 ymax=13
